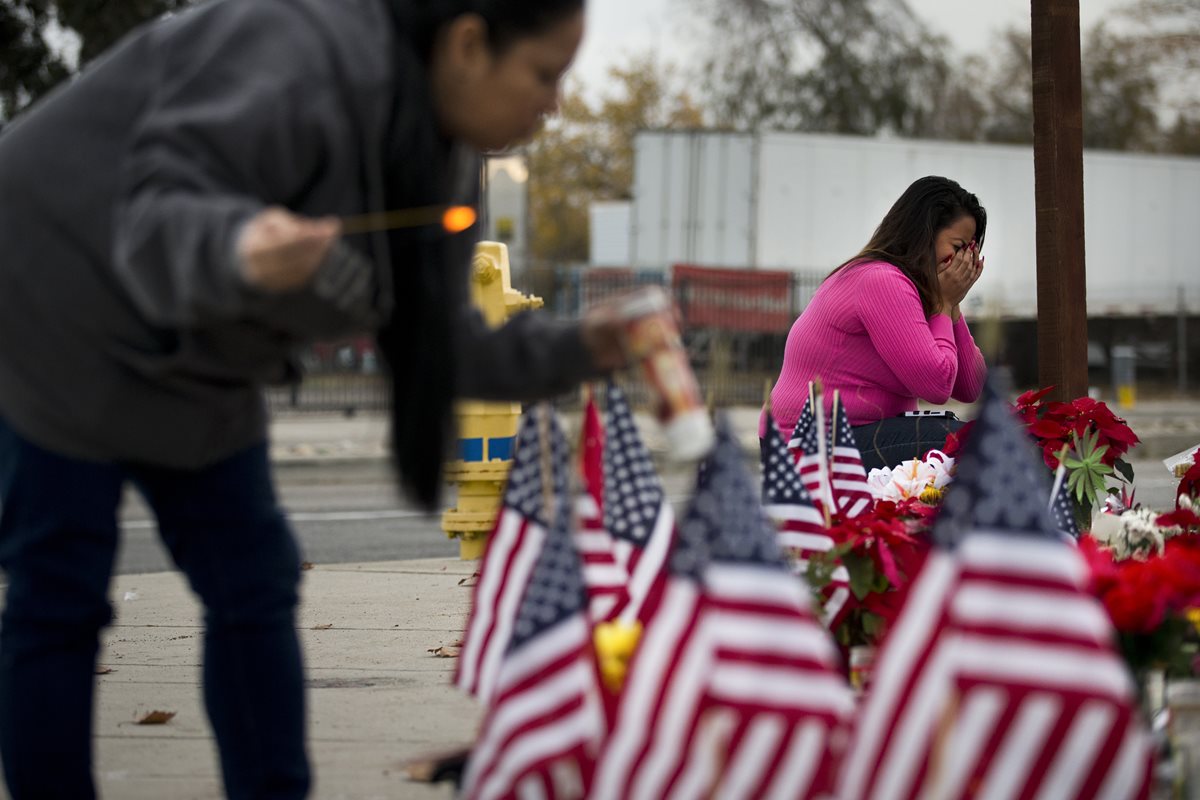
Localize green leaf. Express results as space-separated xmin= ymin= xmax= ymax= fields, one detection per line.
xmin=861 ymin=612 xmax=883 ymax=638
xmin=1114 ymin=458 xmax=1135 ymax=484
xmin=842 ymin=552 xmax=876 ymax=601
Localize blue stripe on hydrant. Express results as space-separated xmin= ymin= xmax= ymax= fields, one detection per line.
xmin=488 ymin=436 xmax=514 ymax=461
xmin=458 ymin=438 xmax=484 ymax=461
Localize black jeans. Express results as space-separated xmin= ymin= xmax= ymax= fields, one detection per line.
xmin=0 ymin=417 xmax=309 ymax=799
xmin=851 ymin=414 xmax=964 ymax=471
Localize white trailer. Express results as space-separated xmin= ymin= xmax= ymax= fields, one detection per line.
xmin=631 ymin=131 xmax=1200 ymax=318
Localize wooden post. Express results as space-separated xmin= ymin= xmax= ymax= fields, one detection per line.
xmin=1031 ymin=0 xmax=1088 ymax=401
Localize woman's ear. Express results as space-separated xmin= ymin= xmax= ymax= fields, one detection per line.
xmin=434 ymin=13 xmax=492 ymax=80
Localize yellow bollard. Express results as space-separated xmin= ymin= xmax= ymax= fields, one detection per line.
xmin=441 ymin=242 xmax=543 ymax=559
xmin=1111 ymin=345 xmax=1137 ymax=410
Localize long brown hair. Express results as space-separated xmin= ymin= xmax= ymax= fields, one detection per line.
xmin=831 ymin=176 xmax=987 ymax=316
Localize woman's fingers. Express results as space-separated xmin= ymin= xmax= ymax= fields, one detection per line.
xmin=237 ymin=207 xmax=342 ymax=292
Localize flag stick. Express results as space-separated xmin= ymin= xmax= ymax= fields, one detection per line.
xmin=537 ymin=403 xmax=556 ymax=525
xmin=814 ymin=381 xmax=834 ymax=526
xmin=1048 ymin=444 xmax=1070 ymax=510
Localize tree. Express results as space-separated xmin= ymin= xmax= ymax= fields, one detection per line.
xmin=695 ymin=0 xmax=959 ymax=137
xmin=1 ymin=0 xmax=189 ymax=122
xmin=969 ymin=23 xmax=1161 ymax=152
xmin=526 ymin=56 xmax=704 ymax=264
xmin=1080 ymin=22 xmax=1161 ymax=151
xmin=975 ymin=29 xmax=1036 ymax=145
xmin=1 ymin=2 xmax=70 ymax=120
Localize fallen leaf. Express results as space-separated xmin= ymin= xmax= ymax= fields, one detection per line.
xmin=300 ymin=562 xmax=314 ymax=571
xmin=95 ymin=666 xmax=115 ymax=675
xmin=312 ymin=623 xmax=333 ymax=630
xmin=136 ymin=710 xmax=176 ymax=725
xmin=428 ymin=646 xmax=461 ymax=658
xmin=404 ymin=746 xmax=472 ymax=783
xmin=458 ymin=572 xmax=481 ymax=587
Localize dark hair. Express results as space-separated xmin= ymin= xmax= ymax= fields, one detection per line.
xmin=833 ymin=176 xmax=987 ymax=317
xmin=378 ymin=0 xmax=584 ymax=511
xmin=396 ymin=0 xmax=586 ymax=62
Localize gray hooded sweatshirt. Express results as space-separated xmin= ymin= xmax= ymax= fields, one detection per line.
xmin=0 ymin=0 xmax=595 ymax=468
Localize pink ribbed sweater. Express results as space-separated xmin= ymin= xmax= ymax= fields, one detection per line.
xmin=763 ymin=260 xmax=987 ymax=436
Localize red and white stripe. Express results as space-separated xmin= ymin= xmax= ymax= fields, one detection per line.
xmin=573 ymin=393 xmax=674 ymax=625
xmin=455 ymin=508 xmax=547 ymax=703
xmin=576 ymin=496 xmax=675 ymax=625
xmin=461 ymin=614 xmax=607 ymax=800
xmin=763 ymin=501 xmax=851 ymax=629
xmin=591 ymin=565 xmax=853 ymax=800
xmin=839 ymin=532 xmax=1153 ymax=800
xmin=829 ymin=394 xmax=872 ymax=518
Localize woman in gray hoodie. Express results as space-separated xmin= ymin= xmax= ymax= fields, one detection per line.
xmin=0 ymin=0 xmax=617 ymax=796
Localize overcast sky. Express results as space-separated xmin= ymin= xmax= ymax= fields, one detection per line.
xmin=571 ymin=0 xmax=1130 ymax=97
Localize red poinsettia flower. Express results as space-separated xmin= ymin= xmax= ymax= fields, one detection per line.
xmin=1078 ymin=536 xmax=1119 ymax=595
xmin=1157 ymin=508 xmax=1200 ymax=532
xmin=1012 ymin=386 xmax=1139 ymax=469
xmin=1027 ymin=418 xmax=1069 ymax=441
xmin=1179 ymin=451 xmax=1200 ymax=507
xmin=1041 ymin=441 xmax=1070 ymax=470
xmin=1102 ymin=568 xmax=1174 ymax=633
xmin=826 ymin=505 xmax=932 ymax=588
xmin=1015 ymin=385 xmax=1056 ymax=410
xmin=1084 ymin=536 xmax=1200 ymax=635
xmin=894 ymin=497 xmax=940 ymax=524
xmin=938 ymin=420 xmax=976 ymax=459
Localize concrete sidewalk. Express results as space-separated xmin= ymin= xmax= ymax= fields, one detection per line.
xmin=97 ymin=559 xmax=480 ymax=799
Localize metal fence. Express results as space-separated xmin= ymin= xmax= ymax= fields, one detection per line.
xmin=267 ymin=265 xmax=827 ymax=415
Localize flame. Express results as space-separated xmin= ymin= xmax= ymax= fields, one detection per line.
xmin=442 ymin=205 xmax=477 ymax=234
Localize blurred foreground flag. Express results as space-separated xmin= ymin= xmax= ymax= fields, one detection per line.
xmin=591 ymin=418 xmax=852 ymax=800
xmin=456 ymin=409 xmax=562 ymax=703
xmin=574 ymin=383 xmax=674 ymax=625
xmin=460 ymin=409 xmax=606 ymax=800
xmin=838 ymin=377 xmax=1152 ymax=800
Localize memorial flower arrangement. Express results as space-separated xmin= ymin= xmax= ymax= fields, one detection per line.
xmin=809 ymin=499 xmax=937 ymax=648
xmin=1082 ymin=471 xmax=1200 ymax=678
xmin=1013 ymin=387 xmax=1141 ymax=530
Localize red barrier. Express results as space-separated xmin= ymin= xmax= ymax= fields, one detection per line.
xmin=672 ymin=265 xmax=795 ymax=333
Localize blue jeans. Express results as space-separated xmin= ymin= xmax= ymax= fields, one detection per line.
xmin=851 ymin=414 xmax=964 ymax=471
xmin=0 ymin=417 xmax=309 ymax=799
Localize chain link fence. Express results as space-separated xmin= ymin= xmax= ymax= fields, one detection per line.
xmin=266 ymin=265 xmax=827 ymax=415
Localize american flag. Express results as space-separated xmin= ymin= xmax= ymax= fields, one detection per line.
xmin=838 ymin=378 xmax=1152 ymax=800
xmin=762 ymin=410 xmax=851 ymax=628
xmin=574 ymin=383 xmax=675 ymax=625
xmin=572 ymin=390 xmax=613 ymax=619
xmin=591 ymin=418 xmax=854 ymax=800
xmin=456 ymin=408 xmax=566 ymax=703
xmin=1049 ymin=462 xmax=1081 ymax=541
xmin=787 ymin=383 xmax=832 ymax=509
xmin=828 ymin=391 xmax=873 ymax=518
xmin=460 ymin=410 xmax=607 ymax=800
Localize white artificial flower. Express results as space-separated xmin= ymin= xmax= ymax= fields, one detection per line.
xmin=1094 ymin=507 xmax=1184 ymax=560
xmin=865 ymin=452 xmax=957 ymax=502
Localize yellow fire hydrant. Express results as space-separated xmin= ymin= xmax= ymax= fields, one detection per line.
xmin=442 ymin=241 xmax=543 ymax=559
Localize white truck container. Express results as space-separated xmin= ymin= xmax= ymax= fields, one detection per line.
xmin=588 ymin=200 xmax=633 ymax=266
xmin=631 ymin=130 xmax=1200 ymax=318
